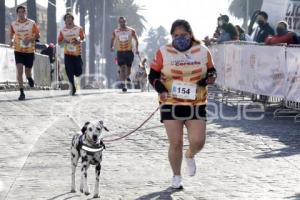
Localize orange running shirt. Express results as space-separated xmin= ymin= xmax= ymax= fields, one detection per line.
xmin=151 ymin=43 xmax=214 ymax=105
xmin=58 ymin=25 xmax=85 ymax=56
xmin=10 ymin=19 xmax=39 ymax=53
xmin=112 ymin=27 xmax=137 ymax=52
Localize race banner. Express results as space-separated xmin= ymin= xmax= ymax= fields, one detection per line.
xmin=286 ymin=47 xmax=300 ymax=102
xmin=0 ymin=47 xmax=17 ymax=82
xmin=240 ymin=44 xmax=286 ymax=97
xmin=210 ymin=44 xmax=225 ymax=86
xmin=211 ymin=43 xmax=287 ymax=97
xmin=261 ymin=0 xmax=288 ymax=29
xmin=0 ymin=46 xmax=51 ymax=87
xmin=262 ymin=0 xmax=300 ymax=35
xmin=224 ymin=44 xmax=245 ymax=91
xmin=33 ymin=53 xmax=51 ymax=87
xmin=285 ymin=0 xmax=300 ymax=35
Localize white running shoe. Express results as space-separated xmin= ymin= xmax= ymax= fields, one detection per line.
xmin=171 ymin=175 xmax=183 ymax=189
xmin=185 ymin=156 xmax=196 ymax=176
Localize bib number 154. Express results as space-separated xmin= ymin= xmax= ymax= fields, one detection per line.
xmin=171 ymin=81 xmax=196 ymax=100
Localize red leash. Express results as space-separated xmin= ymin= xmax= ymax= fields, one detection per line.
xmin=103 ymin=106 xmax=160 ymax=142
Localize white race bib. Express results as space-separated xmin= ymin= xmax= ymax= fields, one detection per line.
xmin=20 ymin=40 xmax=32 ymax=48
xmin=171 ymin=80 xmax=197 ymax=100
xmin=119 ymin=34 xmax=129 ymax=42
xmin=66 ymin=44 xmax=76 ymax=52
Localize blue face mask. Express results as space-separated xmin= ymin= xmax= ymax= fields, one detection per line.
xmin=172 ymin=36 xmax=192 ymax=52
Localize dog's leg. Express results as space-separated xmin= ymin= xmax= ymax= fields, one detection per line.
xmin=71 ymin=150 xmax=79 ymax=192
xmin=93 ymin=163 xmax=101 ymax=198
xmin=141 ymin=81 xmax=145 ymax=92
xmin=71 ymin=142 xmax=79 ymax=192
xmin=80 ymin=153 xmax=90 ymax=195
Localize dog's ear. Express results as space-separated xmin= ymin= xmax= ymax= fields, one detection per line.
xmin=81 ymin=121 xmax=90 ymax=134
xmin=103 ymin=126 xmax=109 ymax=132
xmin=99 ymin=120 xmax=109 ymax=132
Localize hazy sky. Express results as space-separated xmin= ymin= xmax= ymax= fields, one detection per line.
xmin=5 ymin=0 xmax=66 ymax=22
xmin=135 ymin=0 xmax=241 ymax=40
xmin=6 ymin=0 xmax=241 ymax=40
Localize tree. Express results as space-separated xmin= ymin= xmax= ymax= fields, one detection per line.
xmin=102 ymin=0 xmax=146 ymax=87
xmin=144 ymin=26 xmax=169 ymax=61
xmin=64 ymin=0 xmax=146 ymax=87
xmin=27 ymin=0 xmax=37 ymax=22
xmin=88 ymin=0 xmax=96 ymax=82
xmin=47 ymin=0 xmax=56 ymax=44
xmin=65 ymin=0 xmax=73 ymax=12
xmin=0 ymin=0 xmax=5 ymax=43
xmin=228 ymin=0 xmax=263 ymax=29
xmin=77 ymin=0 xmax=87 ymax=86
xmin=112 ymin=0 xmax=146 ymax=36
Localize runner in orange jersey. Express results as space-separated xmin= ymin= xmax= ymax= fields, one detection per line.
xmin=149 ymin=19 xmax=217 ymax=189
xmin=111 ymin=16 xmax=139 ymax=92
xmin=58 ymin=13 xmax=85 ymax=96
xmin=10 ymin=5 xmax=40 ymax=100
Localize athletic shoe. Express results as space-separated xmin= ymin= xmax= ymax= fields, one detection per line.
xmin=70 ymin=86 xmax=76 ymax=96
xmin=126 ymin=78 xmax=132 ymax=89
xmin=185 ymin=156 xmax=196 ymax=176
xmin=72 ymin=86 xmax=76 ymax=96
xmin=122 ymin=87 xmax=127 ymax=92
xmin=18 ymin=92 xmax=25 ymax=101
xmin=171 ymin=175 xmax=183 ymax=189
xmin=27 ymin=77 xmax=34 ymax=88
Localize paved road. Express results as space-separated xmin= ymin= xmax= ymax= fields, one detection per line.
xmin=0 ymin=89 xmax=299 ymax=200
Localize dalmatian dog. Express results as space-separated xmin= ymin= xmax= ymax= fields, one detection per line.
xmin=71 ymin=121 xmax=109 ymax=198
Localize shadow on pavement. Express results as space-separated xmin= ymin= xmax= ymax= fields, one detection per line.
xmin=285 ymin=193 xmax=300 ymax=200
xmin=208 ymin=101 xmax=300 ymax=159
xmin=0 ymin=92 xmax=102 ymax=103
xmin=46 ymin=192 xmax=80 ymax=200
xmin=134 ymin=187 xmax=185 ymax=200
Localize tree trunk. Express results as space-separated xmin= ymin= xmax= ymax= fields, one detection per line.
xmin=65 ymin=0 xmax=72 ymax=12
xmin=105 ymin=1 xmax=116 ymax=88
xmin=47 ymin=0 xmax=57 ymax=44
xmin=0 ymin=0 xmax=5 ymax=43
xmin=79 ymin=0 xmax=86 ymax=87
xmin=89 ymin=0 xmax=96 ymax=83
xmin=27 ymin=0 xmax=37 ymax=22
xmin=95 ymin=0 xmax=102 ymax=83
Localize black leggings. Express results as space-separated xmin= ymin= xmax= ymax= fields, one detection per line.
xmin=64 ymin=55 xmax=83 ymax=89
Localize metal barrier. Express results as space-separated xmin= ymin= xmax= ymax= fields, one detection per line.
xmin=211 ymin=41 xmax=300 ymax=121
xmin=0 ymin=44 xmax=52 ymax=89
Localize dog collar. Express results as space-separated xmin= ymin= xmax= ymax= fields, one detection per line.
xmin=81 ymin=144 xmax=105 ymax=153
xmin=78 ymin=135 xmax=106 ymax=153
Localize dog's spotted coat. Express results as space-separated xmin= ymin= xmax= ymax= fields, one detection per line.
xmin=71 ymin=121 xmax=108 ymax=198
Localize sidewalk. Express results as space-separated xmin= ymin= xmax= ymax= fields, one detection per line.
xmin=0 ymin=90 xmax=299 ymax=200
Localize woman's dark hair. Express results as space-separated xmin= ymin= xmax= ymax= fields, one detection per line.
xmin=16 ymin=5 xmax=26 ymax=13
xmin=235 ymin=25 xmax=245 ymax=34
xmin=219 ymin=15 xmax=229 ymax=23
xmin=63 ymin=13 xmax=74 ymax=21
xmin=170 ymin=19 xmax=200 ymax=44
